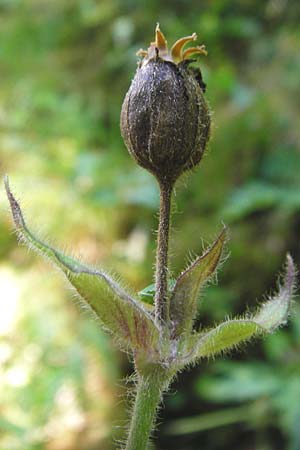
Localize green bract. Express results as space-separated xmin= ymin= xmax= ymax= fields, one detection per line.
xmin=5 ymin=176 xmax=296 ymax=377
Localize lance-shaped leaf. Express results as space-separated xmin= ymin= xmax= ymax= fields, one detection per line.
xmin=5 ymin=177 xmax=160 ymax=351
xmin=187 ymin=254 xmax=296 ymax=362
xmin=169 ymin=228 xmax=226 ymax=337
xmin=254 ymin=254 xmax=296 ymax=331
xmin=193 ymin=320 xmax=261 ymax=360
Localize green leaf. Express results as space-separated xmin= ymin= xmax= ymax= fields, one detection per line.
xmin=138 ymin=283 xmax=156 ymax=304
xmin=195 ymin=320 xmax=261 ymax=358
xmin=254 ymin=254 xmax=296 ymax=331
xmin=169 ymin=228 xmax=226 ymax=337
xmin=5 ymin=177 xmax=160 ymax=351
xmin=189 ymin=255 xmax=296 ymax=361
xmin=138 ymin=280 xmax=176 ymax=306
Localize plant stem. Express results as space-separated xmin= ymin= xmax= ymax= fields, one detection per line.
xmin=154 ymin=181 xmax=173 ymax=325
xmin=125 ymin=373 xmax=169 ymax=450
xmin=125 ymin=182 xmax=173 ymax=449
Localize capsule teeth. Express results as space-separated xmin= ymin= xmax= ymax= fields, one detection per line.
xmin=155 ymin=23 xmax=168 ymax=52
xmin=136 ymin=48 xmax=148 ymax=58
xmin=171 ymin=33 xmax=198 ymax=62
xmin=182 ymin=45 xmax=208 ymax=59
xmin=139 ymin=26 xmax=208 ymax=65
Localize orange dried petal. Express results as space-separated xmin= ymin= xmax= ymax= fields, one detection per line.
xmin=171 ymin=33 xmax=197 ymax=62
xmin=155 ymin=23 xmax=168 ymax=52
xmin=182 ymin=45 xmax=207 ymax=59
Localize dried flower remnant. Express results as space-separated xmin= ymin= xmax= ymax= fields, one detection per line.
xmin=120 ymin=24 xmax=211 ymax=185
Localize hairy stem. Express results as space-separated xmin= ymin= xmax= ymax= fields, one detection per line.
xmin=125 ymin=373 xmax=169 ymax=450
xmin=154 ymin=181 xmax=173 ymax=325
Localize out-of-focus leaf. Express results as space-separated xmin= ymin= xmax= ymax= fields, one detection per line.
xmin=169 ymin=228 xmax=226 ymax=337
xmin=262 ymin=330 xmax=292 ymax=362
xmin=262 ymin=148 xmax=300 ymax=185
xmin=196 ymin=362 xmax=280 ymax=402
xmin=5 ymin=177 xmax=160 ymax=351
xmin=223 ymin=182 xmax=300 ymax=221
xmin=164 ymin=404 xmax=254 ymax=435
xmin=275 ymin=375 xmax=300 ymax=443
xmin=223 ymin=182 xmax=280 ymax=221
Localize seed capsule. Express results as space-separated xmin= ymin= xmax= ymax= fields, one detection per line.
xmin=120 ymin=24 xmax=211 ymax=185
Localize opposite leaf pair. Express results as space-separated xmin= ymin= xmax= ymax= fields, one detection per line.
xmin=4 ymin=176 xmax=297 ymax=377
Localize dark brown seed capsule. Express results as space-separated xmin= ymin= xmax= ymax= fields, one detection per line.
xmin=120 ymin=25 xmax=211 ymax=185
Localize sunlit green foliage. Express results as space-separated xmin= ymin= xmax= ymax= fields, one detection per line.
xmin=0 ymin=0 xmax=299 ymax=449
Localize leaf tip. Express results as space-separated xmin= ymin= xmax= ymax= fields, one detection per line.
xmin=4 ymin=176 xmax=25 ymax=230
xmin=284 ymin=253 xmax=297 ymax=297
xmin=255 ymin=254 xmax=297 ymax=332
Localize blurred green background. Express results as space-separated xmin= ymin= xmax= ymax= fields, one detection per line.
xmin=0 ymin=1 xmax=300 ymax=449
